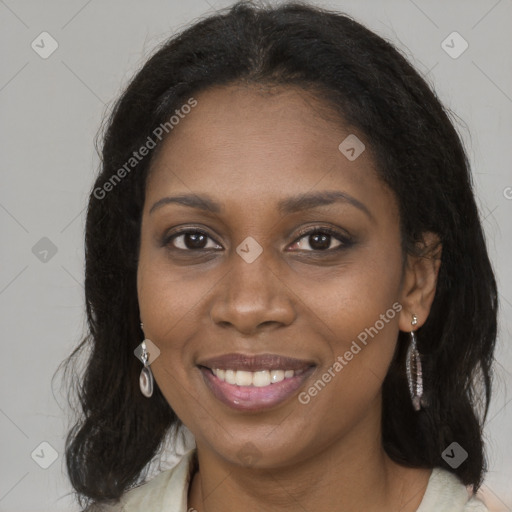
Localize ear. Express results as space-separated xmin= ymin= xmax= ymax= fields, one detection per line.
xmin=398 ymin=232 xmax=442 ymax=332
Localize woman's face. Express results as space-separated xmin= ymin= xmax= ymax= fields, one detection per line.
xmin=137 ymin=84 xmax=413 ymax=468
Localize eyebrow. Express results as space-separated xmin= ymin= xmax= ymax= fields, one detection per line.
xmin=149 ymin=190 xmax=372 ymax=219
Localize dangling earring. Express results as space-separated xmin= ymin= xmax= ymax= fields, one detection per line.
xmin=136 ymin=322 xmax=154 ymax=398
xmin=406 ymin=314 xmax=424 ymax=411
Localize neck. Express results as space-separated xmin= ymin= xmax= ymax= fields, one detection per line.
xmin=187 ymin=402 xmax=431 ymax=512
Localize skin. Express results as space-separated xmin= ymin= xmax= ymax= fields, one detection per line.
xmin=137 ymin=84 xmax=442 ymax=512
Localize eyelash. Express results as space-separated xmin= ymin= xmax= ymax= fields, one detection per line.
xmin=162 ymin=225 xmax=353 ymax=253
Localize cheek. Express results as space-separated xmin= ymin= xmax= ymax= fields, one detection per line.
xmin=298 ymin=244 xmax=403 ymax=402
xmin=136 ymin=253 xmax=202 ymax=421
xmin=298 ymin=294 xmax=400 ymax=439
xmin=136 ymin=243 xmax=222 ymax=407
xmin=137 ymin=238 xmax=210 ymax=340
xmin=293 ymin=244 xmax=403 ymax=341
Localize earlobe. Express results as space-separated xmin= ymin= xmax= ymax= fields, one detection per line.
xmin=398 ymin=232 xmax=442 ymax=332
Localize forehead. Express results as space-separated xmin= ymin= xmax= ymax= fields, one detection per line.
xmin=145 ymin=84 xmax=392 ymax=216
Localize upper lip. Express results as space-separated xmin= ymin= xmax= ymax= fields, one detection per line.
xmin=197 ymin=353 xmax=316 ymax=372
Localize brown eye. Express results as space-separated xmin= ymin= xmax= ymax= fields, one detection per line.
xmin=165 ymin=230 xmax=222 ymax=251
xmin=289 ymin=227 xmax=353 ymax=252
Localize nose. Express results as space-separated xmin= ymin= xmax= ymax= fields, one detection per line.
xmin=209 ymin=248 xmax=296 ymax=335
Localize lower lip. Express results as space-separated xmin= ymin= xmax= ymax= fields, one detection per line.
xmin=199 ymin=366 xmax=315 ymax=411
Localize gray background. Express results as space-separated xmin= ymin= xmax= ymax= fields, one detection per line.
xmin=0 ymin=0 xmax=511 ymax=510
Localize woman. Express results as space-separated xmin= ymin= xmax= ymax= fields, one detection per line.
xmin=62 ymin=1 xmax=498 ymax=511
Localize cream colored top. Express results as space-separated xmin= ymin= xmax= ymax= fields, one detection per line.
xmin=89 ymin=448 xmax=489 ymax=511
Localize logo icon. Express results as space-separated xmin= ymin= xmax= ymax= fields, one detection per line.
xmin=32 ymin=237 xmax=58 ymax=263
xmin=338 ymin=134 xmax=365 ymax=161
xmin=236 ymin=236 xmax=263 ymax=263
xmin=31 ymin=441 xmax=59 ymax=469
xmin=134 ymin=338 xmax=161 ymax=365
xmin=441 ymin=442 xmax=468 ymax=468
xmin=441 ymin=32 xmax=468 ymax=59
xmin=237 ymin=442 xmax=262 ymax=467
xmin=31 ymin=32 xmax=59 ymax=59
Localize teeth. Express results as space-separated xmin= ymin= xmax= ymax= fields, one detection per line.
xmin=270 ymin=370 xmax=284 ymax=383
xmin=211 ymin=368 xmax=301 ymax=386
xmin=235 ymin=370 xmax=253 ymax=386
xmin=253 ymin=370 xmax=271 ymax=387
xmin=225 ymin=369 xmax=236 ymax=385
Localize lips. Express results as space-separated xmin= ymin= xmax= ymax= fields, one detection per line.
xmin=197 ymin=353 xmax=316 ymax=411
xmin=197 ymin=353 xmax=315 ymax=372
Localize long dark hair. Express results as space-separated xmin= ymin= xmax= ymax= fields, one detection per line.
xmin=58 ymin=1 xmax=498 ymax=509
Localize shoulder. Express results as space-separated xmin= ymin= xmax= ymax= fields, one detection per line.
xmin=119 ymin=449 xmax=196 ymax=512
xmin=83 ymin=449 xmax=196 ymax=512
xmin=416 ymin=468 xmax=489 ymax=512
xmin=82 ymin=502 xmax=125 ymax=512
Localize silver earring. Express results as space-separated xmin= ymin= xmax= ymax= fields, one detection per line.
xmin=137 ymin=323 xmax=154 ymax=398
xmin=406 ymin=314 xmax=424 ymax=411
xmin=139 ymin=341 xmax=154 ymax=398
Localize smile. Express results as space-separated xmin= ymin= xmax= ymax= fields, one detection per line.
xmin=210 ymin=367 xmax=307 ymax=386
xmin=197 ymin=353 xmax=316 ymax=411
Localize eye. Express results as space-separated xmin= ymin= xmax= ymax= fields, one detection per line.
xmin=289 ymin=227 xmax=352 ymax=252
xmin=163 ymin=226 xmax=353 ymax=253
xmin=164 ymin=229 xmax=222 ymax=251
